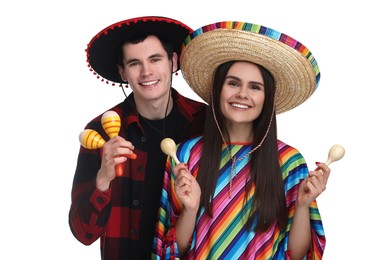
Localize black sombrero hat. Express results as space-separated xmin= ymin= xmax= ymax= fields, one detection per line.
xmin=86 ymin=16 xmax=193 ymax=86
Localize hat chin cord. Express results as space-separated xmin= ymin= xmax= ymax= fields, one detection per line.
xmin=210 ymin=92 xmax=275 ymax=196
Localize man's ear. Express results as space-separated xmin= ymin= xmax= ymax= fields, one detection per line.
xmin=172 ymin=52 xmax=178 ymax=73
xmin=117 ymin=65 xmax=127 ymax=82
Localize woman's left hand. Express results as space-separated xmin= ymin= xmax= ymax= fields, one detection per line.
xmin=297 ymin=162 xmax=331 ymax=207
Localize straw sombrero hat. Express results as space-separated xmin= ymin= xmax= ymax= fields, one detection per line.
xmin=86 ymin=16 xmax=192 ymax=86
xmin=180 ymin=21 xmax=320 ymax=114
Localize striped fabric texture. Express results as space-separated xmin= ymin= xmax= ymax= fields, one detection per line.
xmin=152 ymin=136 xmax=325 ymax=259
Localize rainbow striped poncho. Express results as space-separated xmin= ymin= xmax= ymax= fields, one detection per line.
xmin=152 ymin=136 xmax=325 ymax=259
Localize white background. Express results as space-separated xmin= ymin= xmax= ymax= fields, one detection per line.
xmin=1 ymin=0 xmax=388 ymax=259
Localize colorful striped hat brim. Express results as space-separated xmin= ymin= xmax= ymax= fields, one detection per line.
xmin=180 ymin=21 xmax=320 ymax=114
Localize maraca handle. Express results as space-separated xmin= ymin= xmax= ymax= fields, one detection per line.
xmin=172 ymin=155 xmax=180 ymax=165
xmin=116 ymin=164 xmax=124 ymax=176
xmin=325 ymin=159 xmax=333 ymax=166
xmin=114 ymin=153 xmax=138 ymax=177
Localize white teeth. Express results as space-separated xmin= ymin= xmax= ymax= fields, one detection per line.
xmin=141 ymin=80 xmax=158 ymax=86
xmin=231 ymin=103 xmax=249 ymax=109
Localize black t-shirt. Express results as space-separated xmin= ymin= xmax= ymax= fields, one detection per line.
xmin=126 ymin=103 xmax=187 ymax=259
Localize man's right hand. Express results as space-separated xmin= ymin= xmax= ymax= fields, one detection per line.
xmin=96 ymin=136 xmax=136 ymax=191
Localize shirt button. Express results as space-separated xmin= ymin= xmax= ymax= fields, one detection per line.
xmin=137 ymin=165 xmax=144 ymax=173
xmin=133 ymin=200 xmax=139 ymax=206
xmin=141 ymin=136 xmax=147 ymax=142
xmin=130 ymin=228 xmax=137 ymax=236
xmin=96 ymin=197 xmax=104 ymax=204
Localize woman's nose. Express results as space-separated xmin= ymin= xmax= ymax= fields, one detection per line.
xmin=235 ymin=87 xmax=249 ymax=98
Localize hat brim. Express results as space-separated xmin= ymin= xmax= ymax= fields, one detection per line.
xmin=87 ymin=16 xmax=192 ymax=85
xmin=180 ymin=22 xmax=320 ymax=114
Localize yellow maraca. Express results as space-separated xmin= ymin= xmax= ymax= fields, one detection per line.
xmin=79 ymin=129 xmax=106 ymax=149
xmin=79 ymin=111 xmax=137 ymax=176
xmin=101 ymin=111 xmax=121 ymax=139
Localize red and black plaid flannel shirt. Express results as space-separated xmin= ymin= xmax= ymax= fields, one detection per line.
xmin=69 ymin=89 xmax=206 ymax=259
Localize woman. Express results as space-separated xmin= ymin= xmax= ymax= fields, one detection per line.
xmin=153 ymin=21 xmax=328 ymax=259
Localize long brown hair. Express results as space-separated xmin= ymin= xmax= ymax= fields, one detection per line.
xmin=197 ymin=61 xmax=287 ymax=232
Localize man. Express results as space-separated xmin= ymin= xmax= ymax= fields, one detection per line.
xmin=69 ymin=16 xmax=206 ymax=259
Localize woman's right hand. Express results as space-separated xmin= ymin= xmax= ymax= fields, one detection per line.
xmin=173 ymin=163 xmax=201 ymax=212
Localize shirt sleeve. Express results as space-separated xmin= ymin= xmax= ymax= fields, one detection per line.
xmin=68 ymin=145 xmax=112 ymax=245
